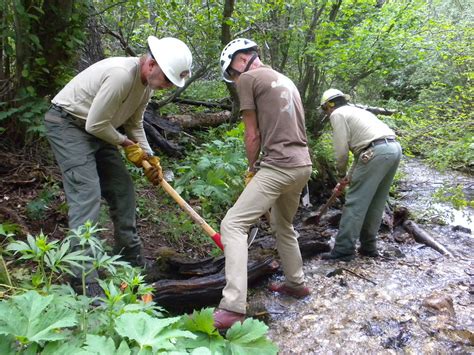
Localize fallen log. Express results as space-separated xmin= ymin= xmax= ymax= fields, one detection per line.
xmin=143 ymin=120 xmax=183 ymax=157
xmin=173 ymin=97 xmax=232 ymax=111
xmin=168 ymin=111 xmax=231 ymax=128
xmin=403 ymin=220 xmax=452 ymax=256
xmin=152 ymin=257 xmax=279 ymax=312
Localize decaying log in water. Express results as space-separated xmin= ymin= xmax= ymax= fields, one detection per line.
xmin=152 ymin=257 xmax=279 ymax=312
xmin=403 ymin=220 xmax=452 ymax=256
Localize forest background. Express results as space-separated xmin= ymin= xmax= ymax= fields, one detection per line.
xmin=0 ymin=0 xmax=472 ymax=353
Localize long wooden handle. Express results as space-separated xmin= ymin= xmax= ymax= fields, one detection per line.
xmin=142 ymin=161 xmax=224 ymax=250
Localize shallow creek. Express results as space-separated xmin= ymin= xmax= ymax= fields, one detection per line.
xmin=250 ymin=158 xmax=473 ymax=354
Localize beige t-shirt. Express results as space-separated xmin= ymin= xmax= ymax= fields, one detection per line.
xmin=237 ymin=66 xmax=312 ymax=168
xmin=330 ymin=105 xmax=396 ymax=173
xmin=52 ymin=57 xmax=153 ymax=153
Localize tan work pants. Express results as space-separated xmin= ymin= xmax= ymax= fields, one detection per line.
xmin=218 ymin=163 xmax=312 ymax=314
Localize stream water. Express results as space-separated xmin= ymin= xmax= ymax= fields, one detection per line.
xmin=250 ymin=158 xmax=473 ymax=354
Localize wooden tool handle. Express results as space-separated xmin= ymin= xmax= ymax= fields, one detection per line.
xmin=142 ymin=160 xmax=223 ymax=250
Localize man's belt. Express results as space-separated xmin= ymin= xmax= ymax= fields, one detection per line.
xmin=46 ymin=104 xmax=86 ymax=129
xmin=366 ymin=137 xmax=396 ymax=149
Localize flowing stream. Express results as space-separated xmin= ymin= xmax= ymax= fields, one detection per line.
xmin=250 ymin=158 xmax=473 ymax=354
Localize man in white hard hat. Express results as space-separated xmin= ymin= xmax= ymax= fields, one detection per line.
xmin=319 ymin=89 xmax=401 ymax=261
xmin=44 ymin=36 xmax=192 ymax=297
xmin=213 ymin=38 xmax=313 ymax=330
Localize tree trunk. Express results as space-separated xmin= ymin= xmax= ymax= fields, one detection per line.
xmin=221 ymin=0 xmax=240 ymax=122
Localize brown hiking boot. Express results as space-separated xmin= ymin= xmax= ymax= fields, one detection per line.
xmin=268 ymin=282 xmax=311 ymax=299
xmin=213 ymin=308 xmax=245 ymax=330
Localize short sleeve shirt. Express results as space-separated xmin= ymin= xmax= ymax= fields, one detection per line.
xmin=236 ymin=66 xmax=312 ymax=168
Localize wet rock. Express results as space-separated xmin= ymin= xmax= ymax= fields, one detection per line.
xmin=326 ymin=268 xmax=344 ymax=277
xmin=441 ymin=329 xmax=474 ymax=346
xmin=422 ymin=294 xmax=455 ymax=317
xmin=452 ymin=225 xmax=471 ymax=234
xmin=362 ymin=321 xmax=385 ymax=336
xmin=393 ymin=231 xmax=411 ymax=243
xmin=383 ymin=329 xmax=412 ymax=349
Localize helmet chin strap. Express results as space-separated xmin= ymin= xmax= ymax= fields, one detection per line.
xmin=228 ymin=53 xmax=259 ymax=77
xmin=243 ymin=53 xmax=258 ymax=73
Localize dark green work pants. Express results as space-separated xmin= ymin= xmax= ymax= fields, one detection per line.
xmin=333 ymin=141 xmax=402 ymax=255
xmin=44 ymin=108 xmax=142 ymax=280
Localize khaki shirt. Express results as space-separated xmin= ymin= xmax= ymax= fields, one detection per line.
xmin=237 ymin=66 xmax=312 ymax=168
xmin=52 ymin=57 xmax=153 ymax=153
xmin=330 ymin=105 xmax=396 ymax=174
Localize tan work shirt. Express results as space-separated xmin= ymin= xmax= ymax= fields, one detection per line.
xmin=237 ymin=66 xmax=312 ymax=168
xmin=330 ymin=105 xmax=396 ymax=174
xmin=52 ymin=57 xmax=153 ymax=153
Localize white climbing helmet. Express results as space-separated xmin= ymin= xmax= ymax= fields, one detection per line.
xmin=220 ymin=38 xmax=258 ymax=82
xmin=320 ymin=89 xmax=346 ymax=107
xmin=147 ymin=36 xmax=193 ymax=87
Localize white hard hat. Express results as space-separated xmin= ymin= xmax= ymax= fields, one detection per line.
xmin=220 ymin=38 xmax=258 ymax=82
xmin=320 ymin=88 xmax=345 ymax=106
xmin=147 ymin=36 xmax=193 ymax=87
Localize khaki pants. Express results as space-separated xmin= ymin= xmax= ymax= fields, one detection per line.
xmin=218 ymin=164 xmax=312 ymax=314
xmin=44 ymin=109 xmax=142 ymax=281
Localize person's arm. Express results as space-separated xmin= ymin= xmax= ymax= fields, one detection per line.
xmin=242 ymin=109 xmax=260 ymax=172
xmin=123 ymin=95 xmax=153 ymax=154
xmin=330 ymin=112 xmax=350 ymax=177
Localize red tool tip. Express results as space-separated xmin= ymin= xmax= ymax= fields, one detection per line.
xmin=211 ymin=233 xmax=224 ymax=251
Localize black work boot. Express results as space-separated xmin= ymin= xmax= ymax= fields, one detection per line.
xmin=321 ymin=250 xmax=355 ymax=262
xmin=358 ymin=248 xmax=380 ymax=258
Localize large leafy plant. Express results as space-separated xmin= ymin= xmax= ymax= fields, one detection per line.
xmin=173 ymin=124 xmax=247 ymax=218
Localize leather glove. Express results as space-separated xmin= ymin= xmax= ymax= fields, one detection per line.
xmin=124 ymin=143 xmax=147 ymax=167
xmin=334 ymin=177 xmax=350 ymax=194
xmin=244 ymin=170 xmax=256 ymax=186
xmin=144 ymin=156 xmax=163 ymax=185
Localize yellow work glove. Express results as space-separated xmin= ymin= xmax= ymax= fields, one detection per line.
xmin=244 ymin=170 xmax=255 ymax=186
xmin=144 ymin=156 xmax=163 ymax=185
xmin=124 ymin=143 xmax=147 ymax=167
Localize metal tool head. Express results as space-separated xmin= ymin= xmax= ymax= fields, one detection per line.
xmin=248 ymin=227 xmax=258 ymax=248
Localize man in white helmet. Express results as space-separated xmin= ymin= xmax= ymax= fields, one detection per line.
xmin=319 ymin=89 xmax=401 ymax=261
xmin=44 ymin=36 xmax=192 ymax=297
xmin=213 ymin=38 xmax=313 ymax=330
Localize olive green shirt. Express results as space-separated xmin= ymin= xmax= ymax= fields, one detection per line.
xmin=52 ymin=57 xmax=153 ymax=153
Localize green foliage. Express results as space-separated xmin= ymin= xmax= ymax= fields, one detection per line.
xmin=0 ymin=290 xmax=77 ymax=345
xmin=433 ymin=185 xmax=473 ymax=210
xmin=26 ymin=187 xmax=58 ymax=221
xmin=173 ymin=124 xmax=247 ymax=218
xmin=225 ymin=318 xmax=279 ymax=354
xmin=115 ymin=312 xmax=195 ymax=352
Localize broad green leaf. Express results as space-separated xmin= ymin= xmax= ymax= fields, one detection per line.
xmin=225 ymin=319 xmax=278 ymax=355
xmin=0 ymin=290 xmax=77 ymax=344
xmin=181 ymin=308 xmax=218 ymax=335
xmin=83 ymin=334 xmax=131 ymax=355
xmin=0 ymin=334 xmax=15 ymax=355
xmin=115 ymin=312 xmax=195 ymax=352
